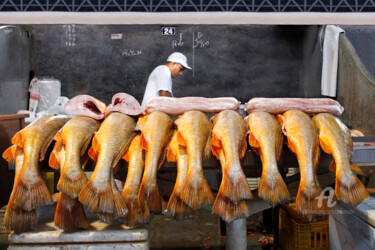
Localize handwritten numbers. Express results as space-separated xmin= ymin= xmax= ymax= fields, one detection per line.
xmin=172 ymin=33 xmax=184 ymax=49
xmin=193 ymin=32 xmax=209 ymax=48
xmin=63 ymin=24 xmax=76 ymax=47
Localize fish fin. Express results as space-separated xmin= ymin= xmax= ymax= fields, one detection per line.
xmin=4 ymin=201 xmax=37 ymax=234
xmin=88 ymin=135 xmax=100 ymax=162
xmin=177 ymin=131 xmax=186 ymax=147
xmin=12 ymin=172 xmax=52 ymax=211
xmin=258 ymin=169 xmax=290 ymax=206
xmin=157 ymin=146 xmax=168 ymax=170
xmin=138 ymin=192 xmax=150 ymax=223
xmin=329 ymin=160 xmax=336 ymax=172
xmin=11 ymin=132 xmax=24 ymax=148
xmin=287 ymin=138 xmax=297 ymax=154
xmin=211 ymin=133 xmax=221 ymax=160
xmin=276 ymin=132 xmax=283 ymax=161
xmin=167 ymin=147 xmax=177 ymax=162
xmin=54 ymin=192 xmax=88 ymax=233
xmin=249 ymin=132 xmax=259 ymax=148
xmin=57 ymin=168 xmax=88 ymax=198
xmin=313 ymin=135 xmax=321 ymax=172
xmin=48 ymin=141 xmax=64 ymax=170
xmin=213 ymin=196 xmax=249 ymax=223
xmin=167 ymin=192 xmax=194 ymax=221
xmin=276 ymin=115 xmax=286 ymax=135
xmin=2 ymin=145 xmax=17 ymax=164
xmin=112 ymin=175 xmax=128 ymax=220
xmin=336 ymin=170 xmax=370 ymax=207
xmin=239 ymin=138 xmax=248 ymax=160
xmin=138 ymin=181 xmax=162 ymax=214
xmin=319 ymin=138 xmax=332 ymax=154
xmin=96 ymin=212 xmax=115 ymax=224
xmin=217 ymin=168 xmax=252 ymax=203
xmin=123 ymin=148 xmax=131 ymax=162
xmin=39 ymin=137 xmax=55 ymax=162
xmin=204 ymin=129 xmax=213 ymax=160
xmin=351 ymin=163 xmax=366 ymax=176
xmin=180 ymin=172 xmax=214 ymax=210
xmin=53 ymin=132 xmax=64 ymax=144
xmin=136 ymin=115 xmax=147 ymax=131
xmin=296 ymin=186 xmax=328 ymax=221
xmin=112 ymin=133 xmax=136 ymax=169
xmin=140 ymin=133 xmax=149 ymax=150
xmin=122 ymin=189 xmax=143 ymax=226
xmin=80 ymin=134 xmax=94 ymax=157
xmin=78 ymin=179 xmax=114 ymax=214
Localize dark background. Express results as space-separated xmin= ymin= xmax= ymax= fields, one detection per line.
xmin=25 ymin=24 xmax=322 ymax=105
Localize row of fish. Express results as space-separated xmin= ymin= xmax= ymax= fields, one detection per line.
xmin=2 ymin=107 xmax=369 ymax=234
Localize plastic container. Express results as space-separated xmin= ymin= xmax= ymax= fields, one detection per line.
xmin=279 ymin=203 xmax=329 ymax=250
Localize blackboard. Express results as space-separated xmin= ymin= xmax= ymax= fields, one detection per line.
xmin=28 ymin=24 xmax=322 ymax=105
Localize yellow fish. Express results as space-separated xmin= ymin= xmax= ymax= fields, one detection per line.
xmin=211 ymin=110 xmax=251 ymax=222
xmin=246 ymin=111 xmax=290 ymax=206
xmin=79 ymin=112 xmax=135 ymax=219
xmin=52 ymin=116 xmax=100 ymax=198
xmin=2 ymin=145 xmax=36 ymax=234
xmin=312 ymin=113 xmax=370 ymax=207
xmin=138 ymin=112 xmax=173 ymax=218
xmin=122 ymin=134 xmax=148 ymax=226
xmin=11 ymin=115 xmax=70 ymax=211
xmin=166 ymin=130 xmax=194 ymax=220
xmin=277 ymin=110 xmax=326 ymax=219
xmin=175 ymin=111 xmax=214 ymax=210
xmin=50 ymin=140 xmax=89 ymax=232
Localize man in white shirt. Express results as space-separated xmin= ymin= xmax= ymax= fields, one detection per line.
xmin=141 ymin=52 xmax=191 ymax=111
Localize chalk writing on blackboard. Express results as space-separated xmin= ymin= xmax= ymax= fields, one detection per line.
xmin=121 ymin=48 xmax=143 ymax=57
xmin=172 ymin=33 xmax=184 ymax=49
xmin=63 ymin=24 xmax=76 ymax=47
xmin=192 ymin=32 xmax=210 ymax=76
xmin=193 ymin=32 xmax=210 ymax=48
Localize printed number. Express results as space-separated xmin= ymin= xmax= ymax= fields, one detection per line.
xmin=162 ymin=27 xmax=175 ymax=35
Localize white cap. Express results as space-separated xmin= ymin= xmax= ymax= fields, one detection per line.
xmin=167 ymin=52 xmax=191 ymax=69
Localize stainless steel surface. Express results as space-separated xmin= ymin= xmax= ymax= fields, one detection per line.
xmin=0 ymin=26 xmax=30 ymax=115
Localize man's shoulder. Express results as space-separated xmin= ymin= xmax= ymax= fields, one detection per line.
xmin=151 ymin=65 xmax=170 ymax=74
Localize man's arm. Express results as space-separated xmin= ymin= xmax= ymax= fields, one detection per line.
xmin=159 ymin=90 xmax=172 ymax=97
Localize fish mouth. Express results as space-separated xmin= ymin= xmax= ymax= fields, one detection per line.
xmin=83 ymin=101 xmax=104 ymax=115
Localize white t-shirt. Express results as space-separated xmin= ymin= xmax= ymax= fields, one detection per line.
xmin=141 ymin=65 xmax=172 ymax=111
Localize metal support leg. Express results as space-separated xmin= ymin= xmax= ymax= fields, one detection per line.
xmin=226 ymin=218 xmax=247 ymax=250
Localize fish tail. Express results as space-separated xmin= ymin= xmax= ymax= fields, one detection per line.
xmin=138 ymin=181 xmax=162 ymax=214
xmin=136 ymin=186 xmax=151 ymax=223
xmin=258 ymin=170 xmax=290 ymax=206
xmin=4 ymin=201 xmax=37 ymax=234
xmin=336 ymin=170 xmax=370 ymax=207
xmin=113 ymin=189 xmax=128 ymax=220
xmin=213 ymin=194 xmax=249 ymax=223
xmin=167 ymin=192 xmax=194 ymax=221
xmin=122 ymin=200 xmax=140 ymax=226
xmin=96 ymin=212 xmax=115 ymax=224
xmin=54 ymin=192 xmax=88 ymax=232
xmin=218 ymin=170 xmax=253 ymax=203
xmin=78 ymin=179 xmax=114 ymax=214
xmin=180 ymin=172 xmax=214 ymax=210
xmin=57 ymin=169 xmax=88 ymax=198
xmin=296 ymin=186 xmax=328 ymax=220
xmin=12 ymin=174 xmax=52 ymax=211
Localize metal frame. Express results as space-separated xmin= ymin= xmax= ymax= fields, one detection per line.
xmin=1 ymin=0 xmax=375 ymax=12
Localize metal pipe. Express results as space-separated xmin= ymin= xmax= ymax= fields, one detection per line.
xmin=226 ymin=218 xmax=247 ymax=250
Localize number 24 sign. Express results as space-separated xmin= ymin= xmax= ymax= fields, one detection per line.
xmin=162 ymin=27 xmax=175 ymax=35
